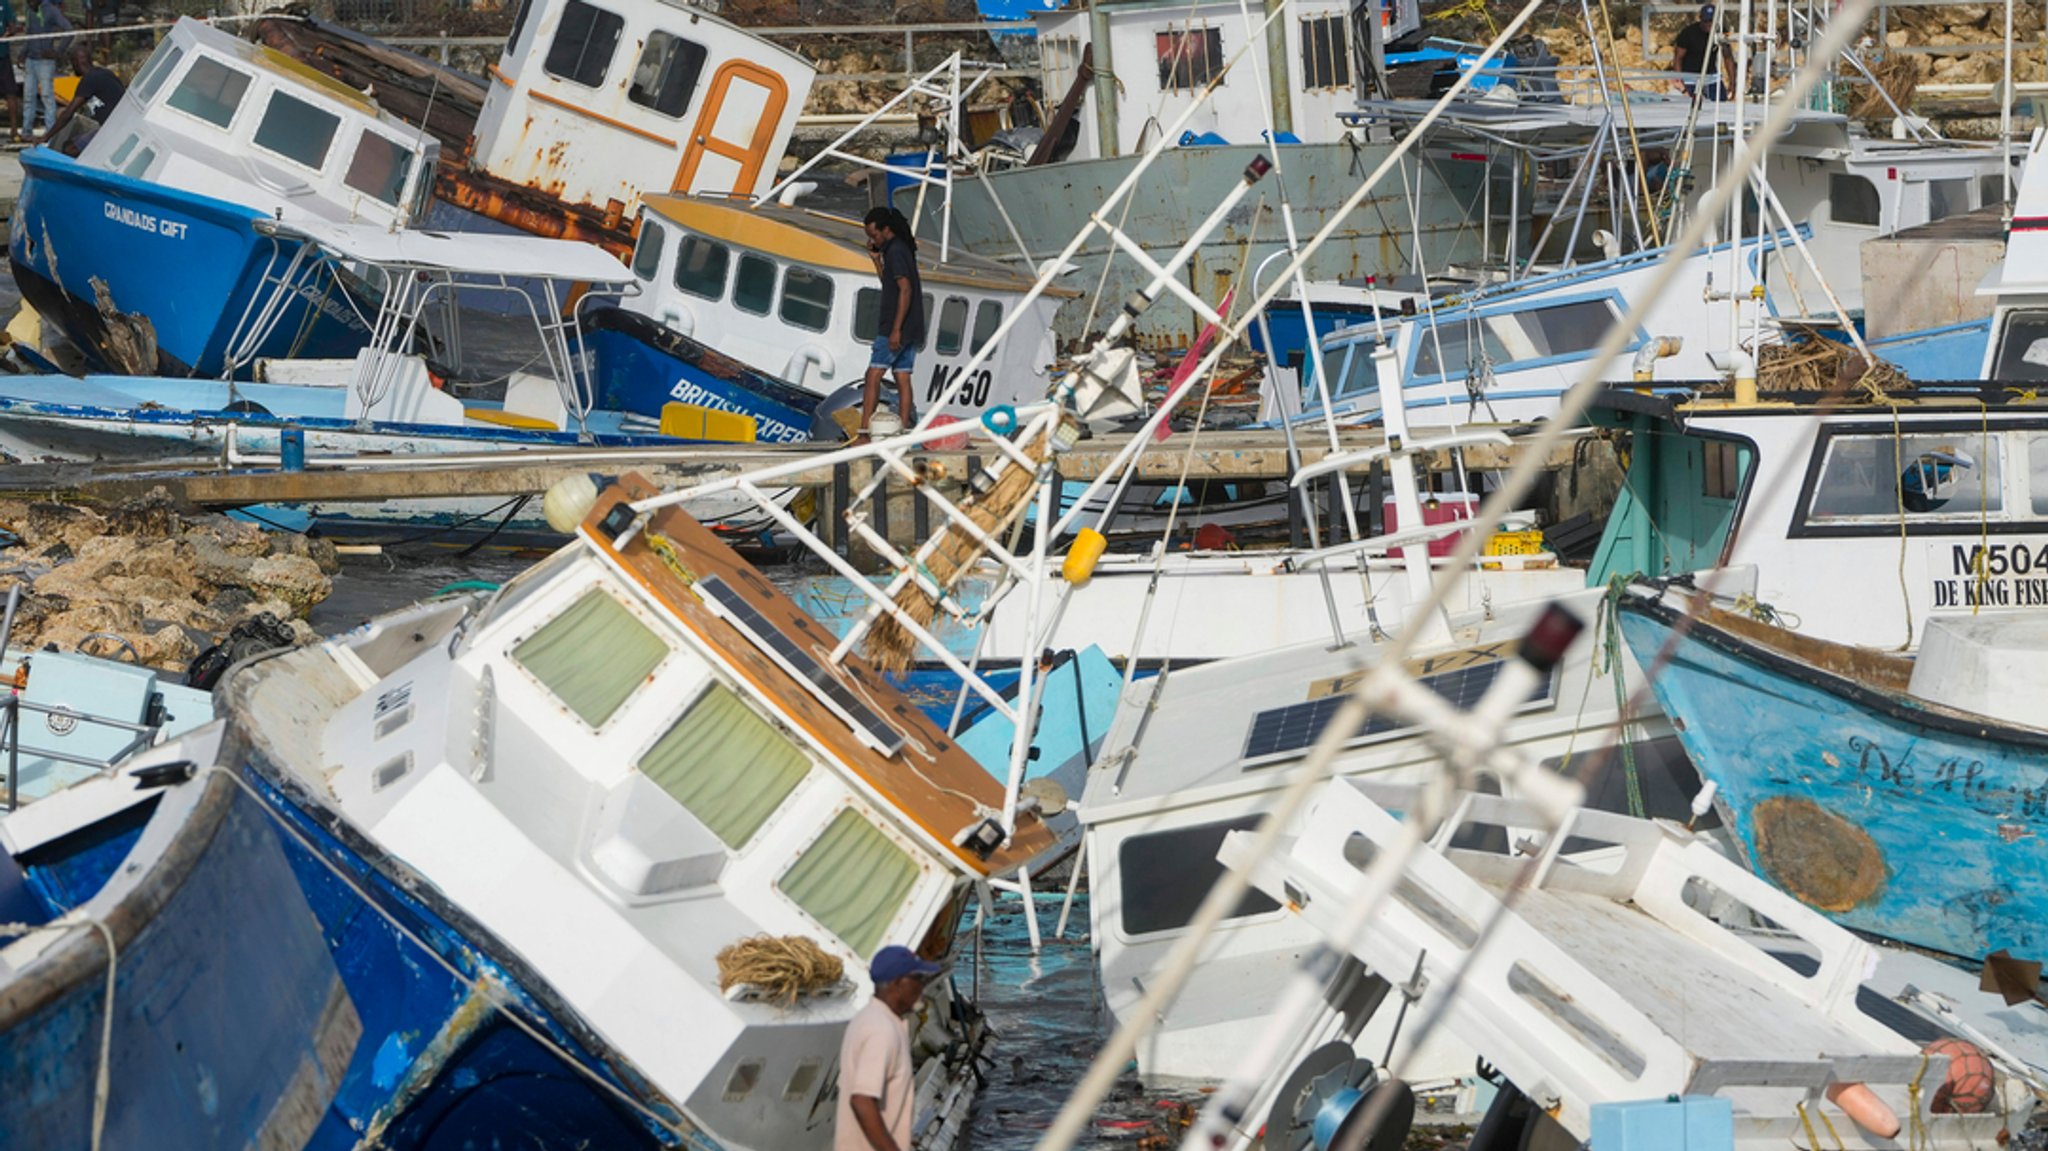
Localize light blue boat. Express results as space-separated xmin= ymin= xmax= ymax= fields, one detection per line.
xmin=1618 ymin=585 xmax=2048 ymax=962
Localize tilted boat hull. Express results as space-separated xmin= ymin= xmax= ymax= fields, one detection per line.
xmin=582 ymin=305 xmax=821 ymax=444
xmin=0 ymin=774 xmax=358 ymax=1150
xmin=9 ymin=149 xmax=373 ymax=377
xmin=1618 ymin=592 xmax=2048 ymax=961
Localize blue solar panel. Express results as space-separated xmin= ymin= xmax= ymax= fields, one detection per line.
xmin=695 ymin=575 xmax=905 ymax=757
xmin=1241 ymin=659 xmax=1555 ymax=766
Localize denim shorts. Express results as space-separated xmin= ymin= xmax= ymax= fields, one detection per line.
xmin=870 ymin=334 xmax=917 ymax=372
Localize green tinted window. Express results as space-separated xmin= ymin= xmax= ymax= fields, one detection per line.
xmin=167 ymin=56 xmax=251 ymax=128
xmin=779 ymin=809 xmax=919 ymax=958
xmin=642 ymin=685 xmax=809 ymax=848
xmin=512 ymin=588 xmax=666 ymax=727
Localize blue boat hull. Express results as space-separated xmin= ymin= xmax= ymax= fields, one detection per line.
xmin=9 ymin=148 xmax=373 ymax=377
xmin=0 ymin=777 xmax=358 ymax=1150
xmin=583 ymin=305 xmax=821 ymax=444
xmin=232 ymin=738 xmax=687 ymax=1149
xmin=1618 ymin=593 xmax=2048 ymax=960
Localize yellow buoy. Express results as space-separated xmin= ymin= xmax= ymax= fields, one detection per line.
xmin=1062 ymin=528 xmax=1107 ymax=584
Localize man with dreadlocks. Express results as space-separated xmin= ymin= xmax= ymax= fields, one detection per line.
xmin=856 ymin=207 xmax=925 ymax=443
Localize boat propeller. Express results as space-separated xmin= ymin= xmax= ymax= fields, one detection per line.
xmin=1265 ymin=1040 xmax=1415 ymax=1151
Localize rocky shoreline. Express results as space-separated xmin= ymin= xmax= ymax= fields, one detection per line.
xmin=0 ymin=492 xmax=334 ymax=672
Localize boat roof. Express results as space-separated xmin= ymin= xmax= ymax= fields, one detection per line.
xmin=583 ymin=474 xmax=1057 ymax=875
xmin=1081 ymin=589 xmax=1607 ymax=822
xmin=172 ymin=18 xmax=383 ymax=120
xmin=1588 ymin=384 xmax=2048 ymax=424
xmin=641 ymin=195 xmax=1082 ymax=298
xmin=274 ymin=219 xmax=634 ymax=283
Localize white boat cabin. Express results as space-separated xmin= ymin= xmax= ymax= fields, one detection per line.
xmin=1036 ymin=0 xmax=1417 ymax=158
xmin=623 ymin=195 xmax=1075 ymax=409
xmin=1589 ymin=388 xmax=2048 ymax=650
xmin=79 ymin=18 xmax=435 ymax=228
xmin=226 ymin=474 xmax=1056 ymax=1147
xmin=1980 ymin=128 xmax=2048 ymax=382
xmin=472 ymin=0 xmax=817 ymax=219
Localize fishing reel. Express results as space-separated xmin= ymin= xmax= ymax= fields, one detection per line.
xmin=1265 ymin=1041 xmax=1415 ymax=1151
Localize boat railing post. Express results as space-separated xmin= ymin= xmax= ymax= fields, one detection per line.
xmin=6 ymin=695 xmax=18 ymax=812
xmin=832 ymin=462 xmax=851 ymax=559
xmin=872 ymin=464 xmax=891 ymax=555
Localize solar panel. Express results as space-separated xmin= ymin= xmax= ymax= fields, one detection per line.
xmin=1241 ymin=659 xmax=1556 ymax=766
xmin=694 ymin=575 xmax=906 ymax=757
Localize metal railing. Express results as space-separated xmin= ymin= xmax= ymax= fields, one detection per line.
xmin=0 ymin=587 xmax=162 ymax=812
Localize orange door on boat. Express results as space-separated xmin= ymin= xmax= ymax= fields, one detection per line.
xmin=674 ymin=61 xmax=788 ymax=198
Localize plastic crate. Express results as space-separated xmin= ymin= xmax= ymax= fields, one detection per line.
xmin=1484 ymin=529 xmax=1547 ymax=556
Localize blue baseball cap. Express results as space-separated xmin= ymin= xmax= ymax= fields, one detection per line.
xmin=870 ymin=945 xmax=942 ymax=985
xmin=1699 ymin=5 xmax=1715 ymax=18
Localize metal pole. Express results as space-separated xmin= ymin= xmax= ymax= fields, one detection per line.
xmin=7 ymin=696 xmax=18 ymax=812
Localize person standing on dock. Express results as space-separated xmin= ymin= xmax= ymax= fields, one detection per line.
xmin=1671 ymin=5 xmax=1721 ymax=99
xmin=835 ymin=945 xmax=939 ymax=1151
xmin=855 ymin=207 xmax=925 ymax=445
xmin=20 ymin=0 xmax=69 ymax=138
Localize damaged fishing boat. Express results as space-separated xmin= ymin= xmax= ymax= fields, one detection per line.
xmin=9 ymin=17 xmax=441 ymax=377
xmin=155 ymin=470 xmax=1056 ymax=1147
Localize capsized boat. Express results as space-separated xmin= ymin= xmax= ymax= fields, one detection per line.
xmin=186 ymin=470 xmax=1056 ymax=1148
xmin=1619 ymin=580 xmax=2048 ymax=963
xmin=1220 ymin=773 xmax=2042 ymax=1147
xmin=9 ymin=18 xmax=440 ymax=377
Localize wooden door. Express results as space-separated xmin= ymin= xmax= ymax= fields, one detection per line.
xmin=674 ymin=61 xmax=789 ymax=198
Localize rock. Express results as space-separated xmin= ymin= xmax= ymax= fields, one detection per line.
xmin=266 ymin=530 xmax=341 ymax=575
xmin=243 ymin=555 xmax=332 ymax=616
xmin=24 ymin=503 xmax=107 ymax=552
xmin=105 ymin=489 xmax=183 ymax=538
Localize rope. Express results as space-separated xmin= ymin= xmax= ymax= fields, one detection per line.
xmin=0 ymin=918 xmax=117 ymax=1151
xmin=1907 ymin=1049 xmax=1932 ymax=1151
xmin=1597 ymin=575 xmax=1644 ymax=817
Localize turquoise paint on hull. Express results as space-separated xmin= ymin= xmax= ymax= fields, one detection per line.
xmin=1618 ymin=596 xmax=2048 ymax=961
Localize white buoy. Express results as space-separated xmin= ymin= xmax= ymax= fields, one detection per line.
xmin=543 ymin=473 xmax=600 ymax=535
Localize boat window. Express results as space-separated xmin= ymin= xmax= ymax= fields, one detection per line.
xmin=1156 ymin=25 xmax=1223 ymax=90
xmin=108 ymin=134 xmax=137 ymax=166
xmin=935 ymin=297 xmax=968 ymax=354
xmin=1928 ymin=178 xmax=1971 ymax=223
xmin=1522 ymin=299 xmax=1618 ymax=358
xmin=123 ymin=146 xmax=156 ymax=178
xmin=166 ymin=56 xmax=251 ymax=129
xmin=854 ymin=287 xmax=882 ymax=341
xmin=970 ymin=300 xmax=1001 ymax=354
xmin=1806 ymin=432 xmax=2003 ymax=522
xmin=1830 ymin=173 xmax=1881 ymax=227
xmin=507 ymin=0 xmax=537 ymax=53
xmin=346 ymin=132 xmax=415 ymax=206
xmin=674 ymin=235 xmax=730 ymax=300
xmin=640 ymin=684 xmax=811 ymax=849
xmin=1299 ymin=14 xmax=1349 ymax=90
xmin=511 ymin=587 xmax=667 ymax=728
xmin=734 ymin=254 xmax=777 ymax=316
xmin=631 ymin=219 xmax=667 ymax=281
xmin=253 ymin=91 xmax=341 ymax=172
xmin=543 ymin=0 xmax=623 ymax=89
xmin=130 ymin=43 xmax=182 ymax=104
xmin=1118 ymin=817 xmax=1281 ymax=936
xmin=1412 ymin=313 xmax=1514 ymax=380
xmin=1991 ymin=309 xmax=2048 ymax=381
xmin=2028 ymin=435 xmax=2048 ymax=515
xmin=778 ymin=808 xmax=920 ymax=957
xmin=1984 ymin=172 xmax=2013 ymax=207
xmin=628 ymin=31 xmax=708 ymax=118
xmin=780 ymin=267 xmax=834 ymax=332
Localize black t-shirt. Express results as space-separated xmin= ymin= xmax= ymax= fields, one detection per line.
xmin=1674 ymin=22 xmax=1718 ymax=80
xmin=878 ymin=236 xmax=925 ymax=344
xmin=72 ymin=66 xmax=122 ymax=120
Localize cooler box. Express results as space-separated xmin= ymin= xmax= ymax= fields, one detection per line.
xmin=1383 ymin=492 xmax=1478 ymax=557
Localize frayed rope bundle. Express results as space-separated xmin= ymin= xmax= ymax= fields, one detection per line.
xmin=1757 ymin=338 xmax=1907 ymax=400
xmin=716 ymin=935 xmax=846 ymax=1005
xmin=1850 ymin=54 xmax=1923 ymax=124
xmin=864 ymin=426 xmax=1053 ymax=674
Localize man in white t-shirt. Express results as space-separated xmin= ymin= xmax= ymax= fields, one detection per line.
xmin=834 ymin=945 xmax=941 ymax=1151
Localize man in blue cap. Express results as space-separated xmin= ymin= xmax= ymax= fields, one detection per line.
xmin=1672 ymin=5 xmax=1722 ymax=98
xmin=836 ymin=944 xmax=941 ymax=1151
